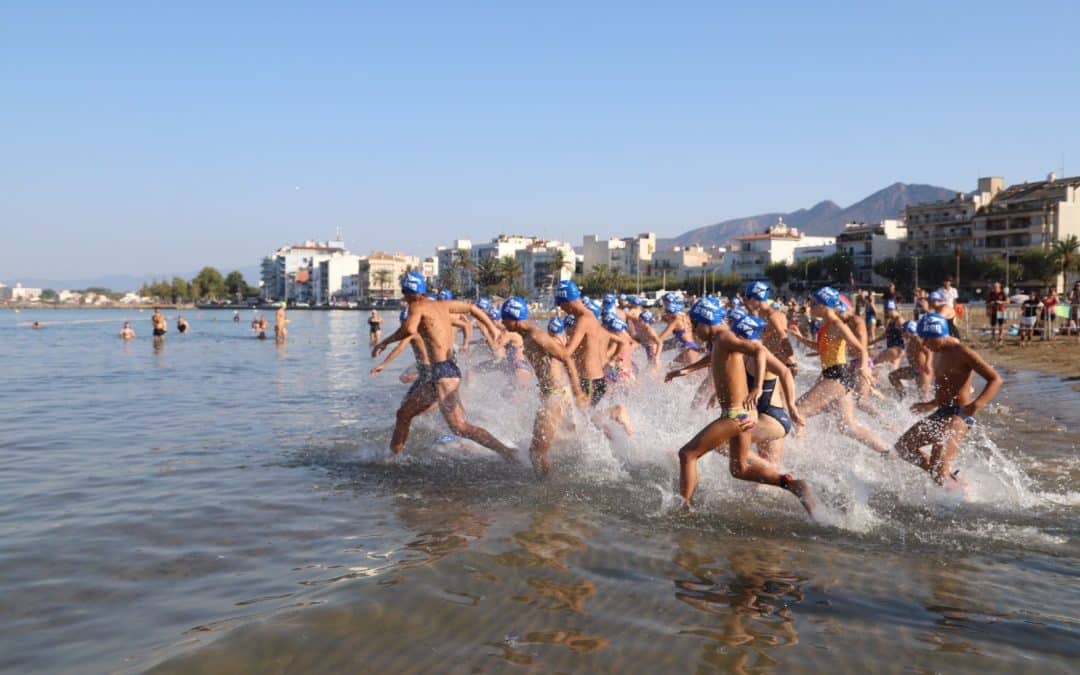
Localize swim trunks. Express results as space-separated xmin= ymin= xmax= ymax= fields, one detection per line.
xmin=821 ymin=365 xmax=855 ymax=390
xmin=580 ymin=377 xmax=608 ymax=406
xmin=928 ymin=404 xmax=976 ymax=428
xmin=153 ymin=328 xmax=166 ymax=337
xmin=719 ymin=406 xmax=757 ymax=432
xmin=431 ymin=359 xmax=463 ymax=381
xmin=755 ymin=379 xmax=792 ymax=435
xmin=406 ymin=364 xmax=433 ymax=396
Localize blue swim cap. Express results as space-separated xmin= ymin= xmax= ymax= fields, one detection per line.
xmin=603 ymin=313 xmax=627 ymax=333
xmin=618 ymin=294 xmax=627 ymax=302
xmin=501 ymin=296 xmax=528 ymax=321
xmin=438 ymin=289 xmax=453 ymax=301
xmin=584 ymin=297 xmax=602 ymax=318
xmin=399 ymin=307 xmax=409 ymax=323
xmin=563 ymin=314 xmax=576 ymax=329
xmin=917 ymin=313 xmax=949 ymax=339
xmin=475 ymin=297 xmax=491 ymax=311
xmin=745 ymin=281 xmax=771 ymax=301
xmin=547 ymin=317 xmax=565 ymax=334
xmin=401 ymin=271 xmax=427 ymax=295
xmin=665 ymin=301 xmax=684 ymax=315
xmin=885 ymin=299 xmax=897 ymax=312
xmin=732 ymin=314 xmax=767 ymax=340
xmin=929 ymin=290 xmax=945 ymax=304
xmin=629 ymin=295 xmax=645 ymax=307
xmin=811 ymin=286 xmax=841 ymax=309
xmin=689 ymin=298 xmax=726 ymax=326
xmin=727 ymin=306 xmax=748 ymax=324
xmin=487 ymin=304 xmax=500 ymax=321
xmin=555 ymin=280 xmax=581 ymax=303
xmin=603 ymin=293 xmax=617 ymax=307
xmin=640 ymin=310 xmax=655 ymax=324
xmin=903 ymin=319 xmax=918 ymax=335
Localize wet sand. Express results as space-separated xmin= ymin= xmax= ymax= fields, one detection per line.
xmin=962 ymin=315 xmax=1080 ymax=391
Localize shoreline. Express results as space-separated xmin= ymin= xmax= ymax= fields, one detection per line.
xmin=963 ymin=324 xmax=1080 ymax=392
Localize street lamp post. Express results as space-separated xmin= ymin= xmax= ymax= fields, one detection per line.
xmin=912 ymin=256 xmax=921 ymax=293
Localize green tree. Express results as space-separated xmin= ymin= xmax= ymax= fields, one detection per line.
xmin=475 ymin=256 xmax=501 ymax=294
xmin=1018 ymin=247 xmax=1057 ymax=285
xmin=1051 ymin=235 xmax=1080 ymax=280
xmin=190 ymin=266 xmax=226 ymax=300
xmin=224 ymin=270 xmax=249 ymax=297
xmin=764 ymin=261 xmax=792 ymax=290
xmin=40 ymin=288 xmax=58 ymax=302
xmin=497 ymin=255 xmax=524 ymax=296
xmin=169 ymin=277 xmax=190 ymax=303
xmin=373 ymin=269 xmax=394 ymax=299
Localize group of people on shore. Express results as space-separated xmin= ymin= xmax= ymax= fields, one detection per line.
xmin=369 ymin=272 xmax=1003 ymax=519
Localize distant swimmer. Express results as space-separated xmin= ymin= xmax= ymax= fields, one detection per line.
xmin=233 ymin=310 xmax=241 ymax=322
xmin=895 ymin=313 xmax=1002 ymax=491
xmin=870 ymin=300 xmax=905 ymax=368
xmin=368 ymin=309 xmax=383 ymax=347
xmin=888 ymin=320 xmax=932 ymax=400
xmin=32 ymin=321 xmax=41 ymax=330
xmin=665 ymin=298 xmax=814 ymax=515
xmin=373 ymin=272 xmax=515 ymax=460
xmin=151 ymin=307 xmax=167 ymax=337
xmin=252 ymin=315 xmax=269 ymax=339
xmin=790 ymin=287 xmax=889 ymax=455
xmin=176 ymin=315 xmax=189 ymax=334
xmin=500 ymin=297 xmax=588 ymax=478
xmin=556 ymin=281 xmax=633 ymax=436
xmin=274 ymin=303 xmax=288 ymax=344
xmin=119 ymin=321 xmax=136 ymax=340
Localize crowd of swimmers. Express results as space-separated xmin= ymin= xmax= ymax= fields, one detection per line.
xmin=368 ymin=272 xmax=1003 ymax=519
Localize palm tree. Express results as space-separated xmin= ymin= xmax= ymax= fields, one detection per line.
xmin=547 ymin=249 xmax=568 ymax=285
xmin=475 ymin=256 xmax=500 ymax=294
xmin=1051 ymin=234 xmax=1080 ymax=287
xmin=373 ymin=268 xmax=394 ymax=299
xmin=498 ymin=256 xmax=524 ymax=296
xmin=452 ymin=254 xmax=476 ymax=296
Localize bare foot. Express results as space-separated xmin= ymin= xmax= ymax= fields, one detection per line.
xmin=785 ymin=479 xmax=816 ymax=516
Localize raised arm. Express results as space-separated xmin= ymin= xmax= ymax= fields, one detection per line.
xmin=372 ymin=321 xmax=410 ymax=358
xmin=962 ymin=346 xmax=1002 ymax=416
xmin=370 ymin=334 xmax=417 ymax=375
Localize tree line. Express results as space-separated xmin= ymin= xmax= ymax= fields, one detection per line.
xmin=139 ymin=267 xmax=258 ymax=303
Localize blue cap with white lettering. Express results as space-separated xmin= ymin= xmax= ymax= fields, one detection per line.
xmin=903 ymin=319 xmax=918 ymax=335
xmin=584 ymin=297 xmax=602 ymax=317
xmin=917 ymin=313 xmax=949 ymax=339
xmin=501 ymin=297 xmax=529 ymax=321
xmin=475 ymin=297 xmax=491 ymax=311
xmin=640 ymin=310 xmax=655 ymax=324
xmin=812 ymin=286 xmax=841 ymax=309
xmin=727 ymin=306 xmax=748 ymax=324
xmin=689 ymin=297 xmax=726 ymax=326
xmin=401 ymin=271 xmax=427 ymax=295
xmin=438 ymin=289 xmax=453 ymax=301
xmin=555 ymin=280 xmax=581 ymax=303
xmin=745 ymin=281 xmax=771 ymax=301
xmin=732 ymin=314 xmax=767 ymax=340
xmin=547 ymin=317 xmax=565 ymax=334
xmin=603 ymin=313 xmax=627 ymax=333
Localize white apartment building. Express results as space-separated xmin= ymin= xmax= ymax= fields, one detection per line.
xmin=0 ymin=283 xmax=43 ymax=302
xmin=582 ymin=233 xmax=657 ymax=276
xmin=261 ymin=237 xmax=348 ymax=302
xmin=311 ymin=252 xmax=363 ymax=305
xmin=437 ymin=240 xmax=473 ymax=293
xmin=727 ymin=220 xmax=836 ymax=281
xmin=516 ymin=240 xmax=576 ymax=297
xmin=652 ymin=244 xmax=713 ymax=280
xmin=835 ymin=219 xmax=905 ymax=285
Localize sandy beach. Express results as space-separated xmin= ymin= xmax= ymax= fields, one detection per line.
xmin=962 ymin=315 xmax=1080 ymax=390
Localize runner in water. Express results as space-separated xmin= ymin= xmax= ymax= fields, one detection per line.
xmin=744 ymin=282 xmax=798 ymax=376
xmin=869 ymin=300 xmax=905 ymax=367
xmin=602 ymin=312 xmax=638 ymax=386
xmin=151 ymin=307 xmax=167 ymax=338
xmin=888 ymin=320 xmax=932 ymax=400
xmin=274 ymin=303 xmax=288 ymax=344
xmin=373 ymin=272 xmax=516 ymax=460
xmin=789 ymin=287 xmax=889 ymax=455
xmin=557 ymin=281 xmax=633 ymax=436
xmin=895 ymin=314 xmax=1001 ymax=491
xmin=500 ymin=297 xmax=588 ymax=478
xmin=368 ymin=309 xmax=383 ymax=347
xmin=657 ymin=299 xmax=704 ymax=366
xmin=730 ymin=313 xmax=804 ymax=470
xmin=666 ymin=298 xmax=815 ymax=515
xmin=626 ymin=302 xmax=663 ymax=373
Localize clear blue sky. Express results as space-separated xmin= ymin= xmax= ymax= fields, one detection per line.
xmin=2 ymin=1 xmax=1078 ymax=281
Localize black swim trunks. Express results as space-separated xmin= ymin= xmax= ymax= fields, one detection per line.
xmin=153 ymin=328 xmax=166 ymax=337
xmin=928 ymin=404 xmax=976 ymax=428
xmin=580 ymin=377 xmax=608 ymax=406
xmin=406 ymin=364 xmax=433 ymax=397
xmin=431 ymin=359 xmax=463 ymax=381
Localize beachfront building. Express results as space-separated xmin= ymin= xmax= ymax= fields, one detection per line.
xmin=436 ymin=240 xmax=473 ymax=294
xmin=652 ymin=244 xmax=713 ymax=280
xmin=902 ymin=178 xmax=1003 ymax=257
xmin=516 ymin=240 xmax=576 ymax=297
xmin=357 ymin=252 xmax=421 ymax=302
xmin=726 ymin=220 xmax=836 ymax=282
xmin=260 ymin=236 xmax=348 ymax=302
xmin=0 ymin=283 xmax=43 ymax=302
xmin=582 ymin=233 xmax=657 ymax=276
xmin=973 ymin=174 xmax=1080 ymax=290
xmin=835 ymin=219 xmax=905 ymax=285
xmin=311 ymin=252 xmax=363 ymax=306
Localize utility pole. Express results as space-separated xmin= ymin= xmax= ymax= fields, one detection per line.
xmin=1004 ymin=248 xmax=1010 ymax=295
xmin=954 ymin=244 xmax=961 ymax=291
xmin=912 ymin=256 xmax=920 ymax=292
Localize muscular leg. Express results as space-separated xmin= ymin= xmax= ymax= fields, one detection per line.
xmin=391 ymin=384 xmax=439 ymax=453
xmin=889 ymin=366 xmax=915 ymax=397
xmin=529 ymin=396 xmax=567 ymax=479
xmin=929 ymin=418 xmax=969 ymax=484
xmin=436 ymin=379 xmax=517 ymax=462
xmin=678 ymin=418 xmax=741 ymax=505
xmin=835 ymin=394 xmax=889 ymax=454
xmin=729 ymin=433 xmax=815 ymax=515
xmin=796 ymin=378 xmax=844 ymax=418
xmin=894 ymin=418 xmax=938 ymax=471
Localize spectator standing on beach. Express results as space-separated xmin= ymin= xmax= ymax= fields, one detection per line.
xmin=884 ymin=282 xmax=899 ymax=305
xmin=985 ymin=282 xmax=1008 ymax=345
xmin=1020 ymin=291 xmax=1039 ymax=344
xmin=1042 ymin=289 xmax=1058 ymax=340
xmin=368 ymin=310 xmax=383 ymax=347
xmin=863 ymin=290 xmax=878 ymax=340
xmin=938 ymin=276 xmax=959 ymax=308
xmin=1068 ymin=281 xmax=1080 ymax=339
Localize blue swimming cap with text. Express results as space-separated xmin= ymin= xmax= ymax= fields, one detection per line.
xmin=487 ymin=304 xmax=500 ymax=321
xmin=475 ymin=297 xmax=492 ymax=311
xmin=929 ymin=290 xmax=945 ymax=303
xmin=903 ymin=319 xmax=918 ymax=335
xmin=602 ymin=313 xmax=627 ymax=333
xmin=584 ymin=297 xmax=602 ymax=317
xmin=401 ymin=271 xmax=427 ymax=295
xmin=745 ymin=281 xmax=771 ymax=301
xmin=727 ymin=306 xmax=748 ymax=324
xmin=917 ymin=313 xmax=949 ymax=339
xmin=555 ymin=280 xmax=581 ymax=303
xmin=732 ymin=314 xmax=767 ymax=340
xmin=812 ymin=286 xmax=841 ymax=309
xmin=501 ymin=297 xmax=529 ymax=321
xmin=689 ymin=298 xmax=726 ymax=326
xmin=640 ymin=310 xmax=655 ymax=324
xmin=547 ymin=317 xmax=565 ymax=334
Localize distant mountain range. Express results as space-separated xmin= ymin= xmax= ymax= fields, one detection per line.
xmin=663 ymin=182 xmax=960 ymax=248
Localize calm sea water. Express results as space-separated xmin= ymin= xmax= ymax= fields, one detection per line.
xmin=1 ymin=308 xmax=1077 ymax=674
